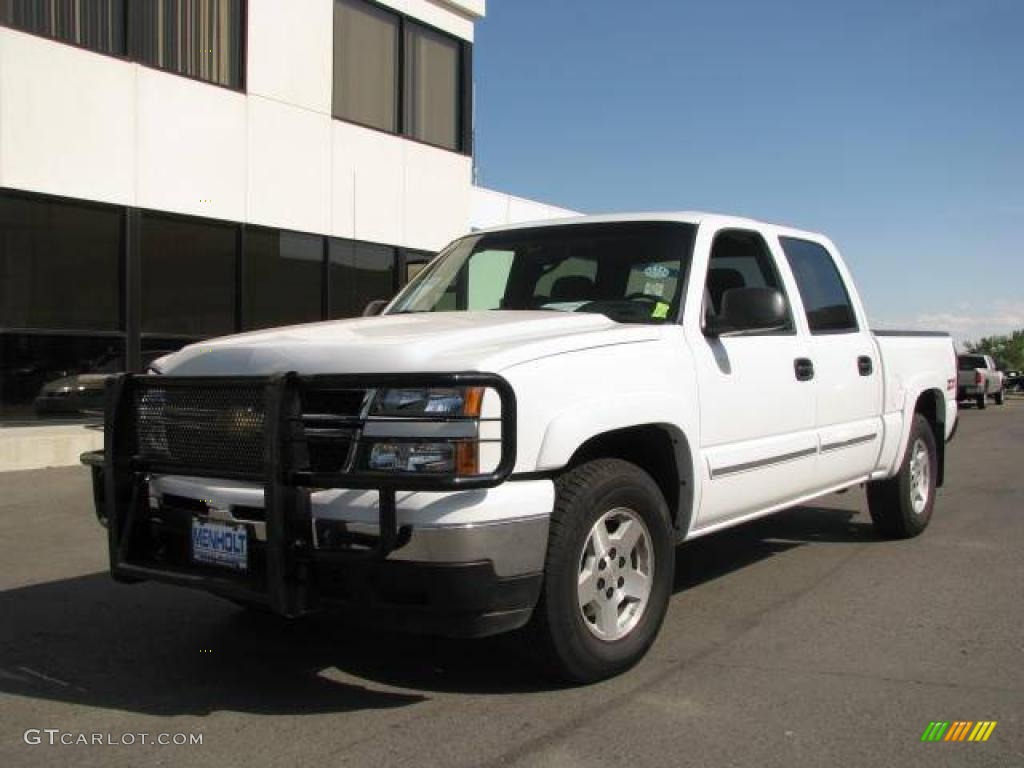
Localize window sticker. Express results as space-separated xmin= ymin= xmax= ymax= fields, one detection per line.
xmin=652 ymin=302 xmax=670 ymax=319
xmin=643 ymin=281 xmax=665 ymax=297
xmin=643 ymin=264 xmax=671 ymax=279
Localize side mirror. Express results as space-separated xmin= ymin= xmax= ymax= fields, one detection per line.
xmin=362 ymin=299 xmax=388 ymax=317
xmin=705 ymin=286 xmax=788 ymax=336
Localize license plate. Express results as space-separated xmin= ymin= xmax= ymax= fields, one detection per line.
xmin=191 ymin=518 xmax=248 ymax=571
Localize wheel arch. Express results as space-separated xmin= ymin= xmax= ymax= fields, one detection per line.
xmin=562 ymin=423 xmax=696 ymax=539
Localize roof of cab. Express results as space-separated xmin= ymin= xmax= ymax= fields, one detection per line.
xmin=471 ymin=211 xmax=825 ymax=241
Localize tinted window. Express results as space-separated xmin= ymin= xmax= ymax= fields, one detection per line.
xmin=704 ymin=229 xmax=792 ymax=330
xmin=129 ymin=0 xmax=244 ymax=88
xmin=779 ymin=237 xmax=858 ymax=333
xmin=333 ymin=0 xmax=399 ymax=132
xmin=329 ymin=239 xmax=395 ymax=318
xmin=244 ymin=228 xmax=323 ymax=330
xmin=404 ymin=21 xmax=460 ymax=150
xmin=0 ymin=0 xmax=125 ymax=54
xmin=0 ymin=192 xmax=122 ymax=331
xmin=958 ymin=355 xmax=986 ymax=371
xmin=141 ymin=214 xmax=236 ymax=337
xmin=332 ymin=0 xmax=468 ymax=153
xmin=0 ymin=333 xmax=123 ymax=422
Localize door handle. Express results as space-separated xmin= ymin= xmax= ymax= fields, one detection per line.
xmin=858 ymin=356 xmax=874 ymax=376
xmin=794 ymin=358 xmax=815 ymax=381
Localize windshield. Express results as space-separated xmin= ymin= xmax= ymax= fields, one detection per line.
xmin=389 ymin=222 xmax=696 ymax=324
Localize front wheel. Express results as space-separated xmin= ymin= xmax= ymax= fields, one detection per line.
xmin=531 ymin=458 xmax=675 ymax=684
xmin=866 ymin=414 xmax=937 ymax=539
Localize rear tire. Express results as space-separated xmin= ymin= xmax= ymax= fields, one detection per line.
xmin=867 ymin=414 xmax=937 ymax=539
xmin=995 ymin=390 xmax=1004 ymax=405
xmin=530 ymin=458 xmax=675 ymax=684
xmin=976 ymin=394 xmax=987 ymax=409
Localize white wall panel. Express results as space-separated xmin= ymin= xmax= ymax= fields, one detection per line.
xmin=404 ymin=0 xmax=475 ymax=41
xmin=470 ymin=186 xmax=580 ymax=230
xmin=247 ymin=96 xmax=332 ymax=234
xmin=469 ymin=186 xmax=510 ymax=230
xmin=135 ymin=67 xmax=247 ymax=221
xmin=331 ymin=121 xmax=405 ymax=243
xmin=403 ymin=142 xmax=472 ymax=250
xmin=0 ymin=28 xmax=134 ymax=205
xmin=247 ymin=0 xmax=333 ymax=114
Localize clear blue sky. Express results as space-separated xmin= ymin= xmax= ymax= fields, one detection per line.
xmin=474 ymin=0 xmax=1023 ymax=342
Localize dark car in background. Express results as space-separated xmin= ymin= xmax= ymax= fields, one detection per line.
xmin=33 ymin=350 xmax=174 ymax=418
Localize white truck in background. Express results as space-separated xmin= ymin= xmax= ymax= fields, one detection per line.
xmin=84 ymin=213 xmax=958 ymax=683
xmin=957 ymin=353 xmax=1005 ymax=408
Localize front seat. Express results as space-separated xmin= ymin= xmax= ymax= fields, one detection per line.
xmin=549 ymin=275 xmax=595 ymax=302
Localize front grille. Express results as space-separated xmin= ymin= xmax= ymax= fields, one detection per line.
xmin=134 ymin=383 xmax=267 ymax=476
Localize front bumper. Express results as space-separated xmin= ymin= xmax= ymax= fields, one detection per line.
xmin=86 ymin=371 xmax=536 ymax=636
xmin=153 ymin=474 xmax=551 ymax=634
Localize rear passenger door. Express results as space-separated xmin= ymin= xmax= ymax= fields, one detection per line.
xmin=689 ymin=227 xmax=817 ymax=530
xmin=777 ymin=236 xmax=883 ymax=490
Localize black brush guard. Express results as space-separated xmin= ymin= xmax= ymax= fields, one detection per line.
xmin=86 ymin=371 xmax=517 ymax=617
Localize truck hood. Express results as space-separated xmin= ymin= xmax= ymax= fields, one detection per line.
xmin=160 ymin=311 xmax=660 ymax=376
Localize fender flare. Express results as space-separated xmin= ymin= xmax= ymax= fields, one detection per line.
xmin=535 ymin=393 xmax=699 ymax=537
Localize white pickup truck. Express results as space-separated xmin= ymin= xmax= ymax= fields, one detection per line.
xmin=957 ymin=353 xmax=1005 ymax=408
xmin=84 ymin=213 xmax=958 ymax=683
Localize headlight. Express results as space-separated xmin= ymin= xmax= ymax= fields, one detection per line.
xmin=369 ymin=442 xmax=456 ymax=473
xmin=371 ymin=387 xmax=483 ymax=418
xmin=364 ymin=386 xmax=484 ymax=474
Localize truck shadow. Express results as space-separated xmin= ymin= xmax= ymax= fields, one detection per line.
xmin=674 ymin=503 xmax=875 ymax=591
xmin=0 ymin=504 xmax=875 ymax=714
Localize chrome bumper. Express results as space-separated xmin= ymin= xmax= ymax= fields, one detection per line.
xmin=149 ymin=475 xmax=554 ymax=579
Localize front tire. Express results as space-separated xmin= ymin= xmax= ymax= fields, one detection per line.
xmin=531 ymin=459 xmax=675 ymax=684
xmin=867 ymin=414 xmax=937 ymax=539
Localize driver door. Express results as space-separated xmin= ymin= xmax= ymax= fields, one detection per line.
xmin=687 ymin=226 xmax=818 ymax=531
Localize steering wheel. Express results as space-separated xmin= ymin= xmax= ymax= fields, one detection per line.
xmin=623 ymin=292 xmax=661 ymax=303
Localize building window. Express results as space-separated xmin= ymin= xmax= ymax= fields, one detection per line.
xmin=779 ymin=237 xmax=858 ymax=334
xmin=0 ymin=191 xmax=122 ymax=332
xmin=128 ymin=0 xmax=244 ymax=89
xmin=0 ymin=0 xmax=244 ymax=89
xmin=244 ymin=228 xmax=323 ymax=330
xmin=332 ymin=0 xmax=398 ymax=133
xmin=332 ymin=0 xmax=470 ymax=153
xmin=0 ymin=332 xmax=124 ymax=422
xmin=329 ymin=239 xmax=395 ymax=318
xmin=140 ymin=213 xmax=237 ymax=337
xmin=403 ymin=21 xmax=460 ymax=150
xmin=0 ymin=0 xmax=125 ymax=54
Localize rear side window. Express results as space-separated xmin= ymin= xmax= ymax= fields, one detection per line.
xmin=958 ymin=355 xmax=986 ymax=371
xmin=779 ymin=237 xmax=858 ymax=334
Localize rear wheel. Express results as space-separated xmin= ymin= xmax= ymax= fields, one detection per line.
xmin=995 ymin=390 xmax=1004 ymax=405
xmin=531 ymin=458 xmax=674 ymax=684
xmin=867 ymin=414 xmax=937 ymax=539
xmin=976 ymin=393 xmax=987 ymax=409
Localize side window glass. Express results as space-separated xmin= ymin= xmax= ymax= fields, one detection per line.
xmin=704 ymin=229 xmax=793 ymax=331
xmin=466 ymin=249 xmax=514 ymax=310
xmin=779 ymin=237 xmax=858 ymax=333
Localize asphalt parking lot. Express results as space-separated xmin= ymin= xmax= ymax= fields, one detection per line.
xmin=1 ymin=400 xmax=1021 ymax=768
